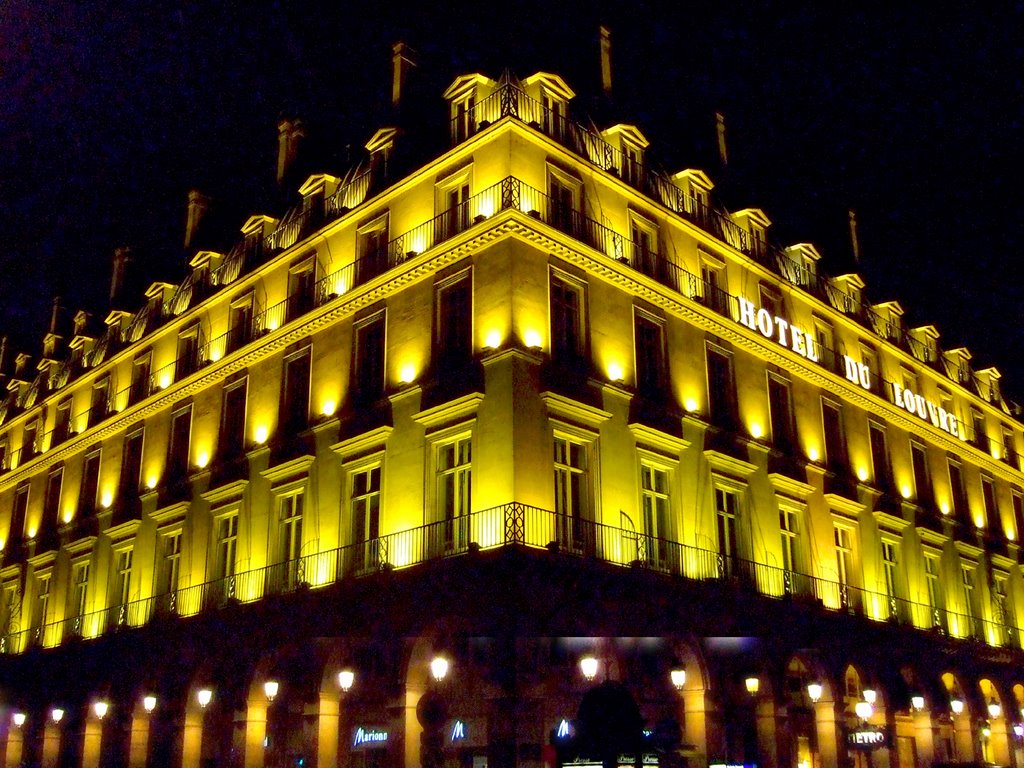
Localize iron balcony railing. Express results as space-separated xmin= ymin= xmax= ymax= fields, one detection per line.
xmin=3 ymin=502 xmax=1017 ymax=655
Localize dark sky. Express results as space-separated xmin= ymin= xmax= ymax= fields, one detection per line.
xmin=1 ymin=2 xmax=1022 ymax=395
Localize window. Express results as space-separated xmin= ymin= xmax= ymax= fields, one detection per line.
xmin=993 ymin=574 xmax=1010 ymax=625
xmin=71 ymin=562 xmax=89 ymax=623
xmin=1002 ymin=426 xmax=1017 ymax=466
xmin=961 ymin=564 xmax=977 ymax=636
xmin=551 ymin=273 xmax=584 ymax=361
xmin=868 ymin=422 xmax=892 ymax=491
xmin=23 ymin=420 xmax=39 ymax=460
xmin=706 ymin=345 xmax=737 ymax=431
xmin=119 ymin=429 xmax=144 ymax=503
xmin=948 ymin=459 xmax=968 ymax=522
xmin=541 ymin=91 xmax=566 ymax=139
xmin=441 ymin=181 xmax=471 ymax=239
xmin=79 ymin=449 xmax=101 ymax=518
xmin=166 ymin=405 xmax=192 ymax=483
xmin=43 ymin=468 xmax=63 ymax=530
xmin=436 ymin=274 xmax=472 ymax=367
xmin=548 ymin=171 xmax=578 ymax=235
xmin=779 ymin=507 xmax=801 ymax=576
xmin=759 ymin=284 xmax=783 ymax=319
xmin=1013 ymin=492 xmax=1024 ymax=541
xmin=629 ymin=213 xmax=658 ymax=277
xmin=834 ymin=525 xmax=853 ymax=589
xmin=228 ymin=295 xmax=254 ymax=352
xmin=860 ymin=345 xmax=879 ymax=390
xmin=715 ymin=487 xmax=741 ymax=576
xmin=971 ymin=409 xmax=987 ymax=450
xmin=281 ymin=348 xmax=312 ymax=434
xmin=640 ymin=463 xmax=670 ymax=566
xmin=159 ymin=531 xmax=182 ymax=596
xmin=699 ymin=260 xmax=728 ymax=316
xmin=129 ymin=354 xmax=151 ymax=405
xmin=554 ymin=436 xmax=591 ymax=553
xmin=822 ymin=399 xmax=847 ymax=472
xmin=351 ymin=465 xmax=382 ymax=572
xmin=52 ymin=400 xmax=71 ymax=446
xmin=286 ymin=258 xmax=316 ymax=322
xmin=0 ymin=439 xmax=7 ymax=472
xmin=814 ymin=320 xmax=835 ymax=372
xmin=923 ymin=553 xmax=942 ymax=628
xmin=634 ymin=313 xmax=666 ymax=396
xmin=622 ymin=143 xmax=643 ymax=187
xmin=981 ymin=476 xmax=999 ymax=530
xmin=357 ymin=216 xmax=390 ymax=283
xmin=452 ymin=93 xmax=476 ymax=143
xmin=220 ymin=378 xmax=248 ymax=463
xmin=114 ymin=548 xmax=133 ymax=608
xmin=278 ymin=492 xmax=304 ymax=586
xmin=11 ymin=485 xmax=29 ymax=542
xmin=880 ymin=540 xmax=900 ymax=613
xmin=768 ymin=375 xmax=796 ymax=453
xmin=89 ymin=378 xmax=110 ymax=426
xmin=353 ymin=315 xmax=386 ymax=404
xmin=214 ymin=514 xmax=238 ymax=581
xmin=176 ymin=326 xmax=201 ymax=379
xmin=911 ymin=442 xmax=932 ymax=508
xmin=33 ymin=574 xmax=50 ymax=633
xmin=437 ymin=437 xmax=472 ymax=552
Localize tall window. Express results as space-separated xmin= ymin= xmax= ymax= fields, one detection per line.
xmin=629 ymin=217 xmax=658 ymax=277
xmin=834 ymin=526 xmax=853 ymax=590
xmin=11 ymin=485 xmax=29 ymax=543
xmin=961 ymin=564 xmax=977 ymax=636
xmin=33 ymin=574 xmax=50 ymax=632
xmin=351 ymin=466 xmax=382 ymax=572
xmin=715 ymin=487 xmax=740 ymax=577
xmin=442 ymin=182 xmax=471 ymax=238
xmin=981 ymin=477 xmax=999 ymax=530
xmin=79 ymin=449 xmax=101 ymax=518
xmin=948 ymin=459 xmax=968 ymax=522
xmin=1013 ymin=492 xmax=1024 ymax=541
xmin=437 ymin=438 xmax=472 ymax=552
xmin=779 ymin=507 xmax=801 ymax=576
xmin=114 ymin=548 xmax=133 ymax=608
xmin=768 ymin=376 xmax=796 ymax=453
xmin=129 ymin=355 xmax=151 ymax=406
xmin=868 ymin=422 xmax=892 ymax=491
xmin=706 ymin=346 xmax=737 ymax=431
xmin=159 ymin=532 xmax=182 ymax=597
xmin=71 ymin=562 xmax=89 ymax=623
xmin=551 ymin=274 xmax=584 ymax=361
xmin=822 ymin=400 xmax=847 ymax=472
xmin=436 ymin=275 xmax=472 ymax=367
xmin=23 ymin=420 xmax=39 ymax=460
xmin=119 ymin=429 xmax=144 ymax=504
xmin=278 ymin=493 xmax=304 ymax=585
xmin=228 ymin=296 xmax=254 ymax=352
xmin=220 ymin=379 xmax=248 ymax=462
xmin=353 ymin=316 xmax=386 ymax=404
xmin=452 ymin=94 xmax=476 ymax=143
xmin=89 ymin=378 xmax=110 ymax=426
xmin=286 ymin=260 xmax=316 ymax=322
xmin=634 ymin=314 xmax=665 ymax=396
xmin=971 ymin=409 xmax=987 ymax=450
xmin=166 ymin=405 xmax=192 ymax=483
xmin=993 ymin=575 xmax=1012 ymax=640
xmin=214 ymin=514 xmax=238 ymax=581
xmin=923 ymin=553 xmax=942 ymax=628
xmin=52 ymin=400 xmax=71 ymax=446
xmin=880 ymin=540 xmax=900 ymax=614
xmin=640 ymin=464 xmax=670 ymax=566
xmin=554 ymin=436 xmax=590 ymax=553
xmin=43 ymin=468 xmax=63 ymax=531
xmin=548 ymin=175 xmax=576 ymax=234
xmin=357 ymin=218 xmax=389 ymax=283
xmin=281 ymin=349 xmax=312 ymax=434
xmin=176 ymin=327 xmax=200 ymax=379
xmin=910 ymin=442 xmax=932 ymax=508
xmin=699 ymin=261 xmax=728 ymax=316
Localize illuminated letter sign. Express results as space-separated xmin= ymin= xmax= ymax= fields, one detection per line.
xmin=451 ymin=720 xmax=466 ymax=742
xmin=737 ymin=297 xmax=872 ymax=390
xmin=353 ymin=727 xmax=389 ymax=747
xmin=891 ymin=382 xmax=961 ymax=438
xmin=846 ymin=727 xmax=886 ymax=750
xmin=556 ymin=719 xmax=572 ymax=739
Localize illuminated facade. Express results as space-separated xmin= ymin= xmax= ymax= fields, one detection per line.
xmin=2 ymin=61 xmax=1024 ymax=768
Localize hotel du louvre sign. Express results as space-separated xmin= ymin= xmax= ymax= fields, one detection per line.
xmin=736 ymin=298 xmax=962 ymax=440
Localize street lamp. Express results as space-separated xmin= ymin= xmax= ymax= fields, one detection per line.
xmin=745 ymin=677 xmax=760 ymax=695
xmin=807 ymin=683 xmax=823 ymax=703
xmin=855 ymin=700 xmax=873 ymax=722
xmin=988 ymin=699 xmax=1002 ymax=719
xmin=51 ymin=708 xmax=64 ymax=724
xmin=950 ymin=698 xmax=964 ymax=716
xmin=264 ymin=681 xmax=279 ymax=703
xmin=670 ymin=668 xmax=687 ymax=691
xmin=579 ymin=655 xmax=599 ymax=682
xmin=197 ymin=689 xmax=213 ymax=709
xmin=93 ymin=701 xmax=109 ymax=720
xmin=863 ymin=689 xmax=877 ymax=705
xmin=143 ymin=695 xmax=157 ymax=714
xmin=338 ymin=669 xmax=355 ymax=693
xmin=430 ymin=656 xmax=450 ymax=683
xmin=911 ymin=695 xmax=925 ymax=712
xmin=12 ymin=713 xmax=25 ymax=727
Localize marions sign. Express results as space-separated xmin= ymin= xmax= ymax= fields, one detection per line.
xmin=352 ymin=727 xmax=389 ymax=748
xmin=736 ymin=298 xmax=871 ymax=392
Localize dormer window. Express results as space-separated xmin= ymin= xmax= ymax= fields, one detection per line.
xmin=453 ymin=93 xmax=476 ymax=143
xmin=541 ymin=90 xmax=567 ymax=140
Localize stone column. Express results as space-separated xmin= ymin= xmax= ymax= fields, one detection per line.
xmin=128 ymin=711 xmax=151 ymax=768
xmin=755 ymin=698 xmax=779 ymax=768
xmin=911 ymin=712 xmax=935 ymax=768
xmin=315 ymin=695 xmax=339 ymax=768
xmin=40 ymin=721 xmax=60 ymax=768
xmin=814 ymin=701 xmax=841 ymax=768
xmin=243 ymin=701 xmax=267 ymax=768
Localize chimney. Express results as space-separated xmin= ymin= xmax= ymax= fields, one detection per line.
xmin=715 ymin=112 xmax=729 ymax=168
xmin=184 ymin=189 xmax=211 ymax=250
xmin=110 ymin=246 xmax=134 ymax=307
xmin=599 ymin=25 xmax=613 ymax=98
xmin=276 ymin=118 xmax=306 ymax=188
xmin=391 ymin=42 xmax=417 ymax=110
xmin=49 ymin=296 xmax=62 ymax=336
xmin=848 ymin=209 xmax=861 ymax=264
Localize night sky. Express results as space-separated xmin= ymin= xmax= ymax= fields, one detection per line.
xmin=1 ymin=2 xmax=1022 ymax=395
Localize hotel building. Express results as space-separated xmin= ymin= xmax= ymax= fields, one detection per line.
xmin=1 ymin=49 xmax=1024 ymax=768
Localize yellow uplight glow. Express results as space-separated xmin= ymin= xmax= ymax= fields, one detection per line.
xmin=63 ymin=511 xmax=73 ymax=524
xmin=399 ymin=363 xmax=417 ymax=384
xmin=27 ymin=527 xmax=36 ymax=539
xmin=159 ymin=373 xmax=171 ymax=390
xmin=750 ymin=423 xmax=763 ymax=439
xmin=807 ymin=446 xmax=820 ymax=462
xmin=146 ymin=475 xmax=158 ymax=490
xmin=254 ymin=425 xmax=269 ymax=444
xmin=1007 ymin=529 xmax=1016 ymax=541
xmin=101 ymin=490 xmax=113 ymax=508
xmin=684 ymin=398 xmax=699 ymax=413
xmin=485 ymin=329 xmax=502 ymax=350
xmin=210 ymin=348 xmax=223 ymax=363
xmin=901 ymin=485 xmax=912 ymax=499
xmin=857 ymin=467 xmax=869 ymax=482
xmin=321 ymin=400 xmax=337 ymax=417
xmin=940 ymin=501 xmax=950 ymax=515
xmin=477 ymin=198 xmax=495 ymax=218
xmin=524 ymin=329 xmax=542 ymax=349
xmin=607 ymin=362 xmax=624 ymax=382
xmin=975 ymin=516 xmax=985 ymax=529
xmin=196 ymin=451 xmax=210 ymax=469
